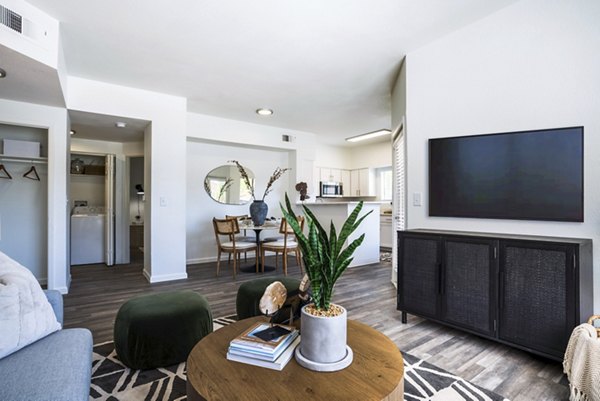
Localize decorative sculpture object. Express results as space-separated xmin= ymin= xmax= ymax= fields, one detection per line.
xmin=259 ymin=281 xmax=288 ymax=316
xmin=295 ymin=182 xmax=310 ymax=201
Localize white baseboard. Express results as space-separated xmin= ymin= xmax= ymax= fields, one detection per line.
xmin=186 ymin=256 xmax=218 ymax=265
xmin=349 ymin=257 xmax=380 ymax=267
xmin=186 ymin=251 xmax=277 ymax=266
xmin=53 ymin=286 xmax=69 ymax=294
xmin=142 ymin=269 xmax=188 ymax=283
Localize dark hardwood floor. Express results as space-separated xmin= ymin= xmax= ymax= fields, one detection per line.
xmin=65 ymin=255 xmax=569 ymax=401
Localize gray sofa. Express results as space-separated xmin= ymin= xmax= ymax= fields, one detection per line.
xmin=0 ymin=290 xmax=93 ymax=401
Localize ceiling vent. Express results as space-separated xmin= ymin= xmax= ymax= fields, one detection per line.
xmin=282 ymin=134 xmax=295 ymax=143
xmin=0 ymin=4 xmax=23 ymax=33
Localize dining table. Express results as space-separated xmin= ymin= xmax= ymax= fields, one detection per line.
xmin=238 ymin=219 xmax=280 ymax=273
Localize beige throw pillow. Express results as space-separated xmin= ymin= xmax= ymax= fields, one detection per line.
xmin=0 ymin=251 xmax=61 ymax=359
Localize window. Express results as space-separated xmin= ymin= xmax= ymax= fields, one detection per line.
xmin=378 ymin=167 xmax=392 ymax=201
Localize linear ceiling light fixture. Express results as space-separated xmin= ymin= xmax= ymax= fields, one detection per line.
xmin=346 ymin=129 xmax=391 ymax=143
xmin=256 ymin=108 xmax=273 ymax=116
xmin=0 ymin=67 xmax=6 ymax=78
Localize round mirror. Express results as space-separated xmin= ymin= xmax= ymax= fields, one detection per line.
xmin=204 ymin=164 xmax=254 ymax=205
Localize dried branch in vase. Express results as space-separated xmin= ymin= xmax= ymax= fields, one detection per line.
xmin=228 ymin=160 xmax=255 ymax=200
xmin=262 ymin=167 xmax=291 ymax=200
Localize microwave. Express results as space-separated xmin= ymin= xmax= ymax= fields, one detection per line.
xmin=320 ymin=181 xmax=343 ymax=197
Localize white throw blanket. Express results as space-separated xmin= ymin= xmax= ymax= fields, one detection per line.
xmin=563 ymin=323 xmax=600 ymax=401
xmin=0 ymin=251 xmax=61 ymax=359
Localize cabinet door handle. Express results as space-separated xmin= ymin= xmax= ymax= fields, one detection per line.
xmin=438 ymin=263 xmax=444 ymax=295
xmin=498 ymin=271 xmax=505 ymax=311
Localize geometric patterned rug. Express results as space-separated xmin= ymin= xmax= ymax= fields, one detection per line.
xmin=90 ymin=315 xmax=509 ymax=401
xmin=402 ymin=353 xmax=509 ymax=401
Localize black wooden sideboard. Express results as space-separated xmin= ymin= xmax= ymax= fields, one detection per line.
xmin=397 ymin=229 xmax=593 ymax=361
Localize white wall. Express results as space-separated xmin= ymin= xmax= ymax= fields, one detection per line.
xmin=0 ymin=99 xmax=69 ymax=292
xmin=395 ymin=0 xmax=600 ymax=309
xmin=186 ymin=140 xmax=290 ymax=263
xmin=347 ymin=141 xmax=392 ymax=169
xmin=314 ymin=144 xmax=351 ymax=169
xmin=187 ymin=112 xmax=318 ymax=201
xmin=67 ymin=77 xmax=188 ymax=283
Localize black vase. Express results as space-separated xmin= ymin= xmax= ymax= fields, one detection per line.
xmin=249 ymin=200 xmax=268 ymax=226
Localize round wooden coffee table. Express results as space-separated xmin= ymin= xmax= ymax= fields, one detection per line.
xmin=187 ymin=317 xmax=404 ymax=401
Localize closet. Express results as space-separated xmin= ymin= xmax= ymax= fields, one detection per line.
xmin=0 ymin=123 xmax=48 ymax=283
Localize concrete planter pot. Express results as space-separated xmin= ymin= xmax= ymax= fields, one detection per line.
xmin=295 ymin=304 xmax=353 ymax=372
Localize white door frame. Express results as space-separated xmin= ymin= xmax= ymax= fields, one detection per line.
xmin=391 ymin=116 xmax=406 ymax=287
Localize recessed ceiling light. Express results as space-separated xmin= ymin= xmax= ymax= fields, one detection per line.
xmin=115 ymin=122 xmax=127 ymax=128
xmin=346 ymin=129 xmax=391 ymax=143
xmin=256 ymin=108 xmax=273 ymax=116
xmin=70 ymin=130 xmax=76 ymax=135
xmin=0 ymin=68 xmax=6 ymax=78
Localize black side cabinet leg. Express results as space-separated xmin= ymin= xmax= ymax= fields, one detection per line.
xmin=401 ymin=311 xmax=407 ymax=324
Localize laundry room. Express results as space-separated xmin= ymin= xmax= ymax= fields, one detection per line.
xmin=69 ymin=152 xmax=109 ymax=266
xmin=69 ymin=110 xmax=147 ymax=268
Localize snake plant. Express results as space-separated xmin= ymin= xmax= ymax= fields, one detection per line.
xmin=281 ymin=193 xmax=372 ymax=311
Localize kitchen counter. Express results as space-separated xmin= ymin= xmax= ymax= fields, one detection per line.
xmin=301 ymin=202 xmax=380 ymax=267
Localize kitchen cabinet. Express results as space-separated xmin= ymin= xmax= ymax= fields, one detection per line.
xmin=380 ymin=214 xmax=393 ymax=248
xmin=341 ymin=170 xmax=351 ymax=196
xmin=315 ymin=166 xmax=373 ymax=197
xmin=349 ymin=168 xmax=374 ymax=196
xmin=397 ymin=229 xmax=593 ymax=361
xmin=349 ymin=169 xmax=359 ymax=196
xmin=359 ymin=168 xmax=372 ymax=196
xmin=319 ymin=167 xmax=342 ymax=183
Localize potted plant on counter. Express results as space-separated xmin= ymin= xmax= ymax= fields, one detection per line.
xmin=280 ymin=194 xmax=372 ymax=372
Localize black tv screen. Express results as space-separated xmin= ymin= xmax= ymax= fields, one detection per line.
xmin=429 ymin=127 xmax=583 ymax=222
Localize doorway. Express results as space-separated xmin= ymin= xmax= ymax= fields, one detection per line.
xmin=128 ymin=156 xmax=145 ymax=263
xmin=68 ymin=110 xmax=148 ymax=270
xmin=69 ymin=152 xmax=115 ymax=266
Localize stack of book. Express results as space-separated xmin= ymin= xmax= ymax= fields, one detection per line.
xmin=226 ymin=322 xmax=300 ymax=371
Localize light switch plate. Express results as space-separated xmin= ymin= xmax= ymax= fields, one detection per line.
xmin=413 ymin=192 xmax=422 ymax=207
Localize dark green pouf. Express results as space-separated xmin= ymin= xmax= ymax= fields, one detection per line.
xmin=236 ymin=277 xmax=301 ymax=320
xmin=114 ymin=290 xmax=212 ymax=370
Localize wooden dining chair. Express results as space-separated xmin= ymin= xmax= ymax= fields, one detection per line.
xmin=225 ymin=215 xmax=254 ymax=241
xmin=225 ymin=214 xmax=254 ymax=262
xmin=261 ymin=216 xmax=305 ymax=275
xmin=213 ymin=218 xmax=258 ymax=278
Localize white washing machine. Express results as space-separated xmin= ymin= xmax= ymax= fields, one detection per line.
xmin=71 ymin=206 xmax=105 ymax=265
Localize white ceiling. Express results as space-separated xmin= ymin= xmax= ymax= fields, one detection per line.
xmin=18 ymin=1 xmax=516 ymax=145
xmin=0 ymin=44 xmax=64 ymax=107
xmin=69 ymin=110 xmax=148 ymax=143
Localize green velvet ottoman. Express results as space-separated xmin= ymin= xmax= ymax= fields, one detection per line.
xmin=236 ymin=277 xmax=301 ymax=320
xmin=114 ymin=290 xmax=212 ymax=370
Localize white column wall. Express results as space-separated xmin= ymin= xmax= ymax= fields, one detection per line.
xmin=66 ymin=77 xmax=188 ymax=283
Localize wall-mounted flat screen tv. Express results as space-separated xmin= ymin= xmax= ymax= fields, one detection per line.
xmin=429 ymin=126 xmax=583 ymax=222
